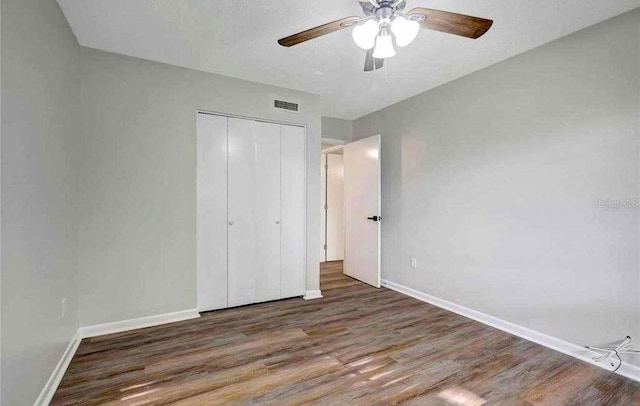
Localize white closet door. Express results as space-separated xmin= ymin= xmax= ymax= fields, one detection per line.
xmin=254 ymin=121 xmax=282 ymax=302
xmin=228 ymin=117 xmax=258 ymax=307
xmin=280 ymin=125 xmax=306 ymax=298
xmin=196 ymin=113 xmax=228 ymax=311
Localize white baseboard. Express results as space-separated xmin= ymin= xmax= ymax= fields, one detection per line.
xmin=36 ymin=309 xmax=200 ymax=405
xmin=303 ymin=290 xmax=323 ymax=300
xmin=381 ymin=279 xmax=640 ymax=383
xmin=34 ymin=330 xmax=82 ymax=406
xmin=78 ymin=309 xmax=200 ymax=339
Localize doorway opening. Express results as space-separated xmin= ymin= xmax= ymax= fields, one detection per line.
xmin=321 ymin=143 xmax=345 ymax=263
xmin=320 ymin=135 xmax=381 ymax=292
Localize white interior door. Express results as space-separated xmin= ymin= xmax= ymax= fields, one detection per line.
xmin=228 ymin=117 xmax=258 ymax=307
xmin=254 ymin=121 xmax=281 ymax=303
xmin=326 ymin=153 xmax=344 ymax=261
xmin=344 ymin=135 xmax=381 ymax=288
xmin=196 ymin=113 xmax=228 ymax=311
xmin=280 ymin=125 xmax=306 ymax=298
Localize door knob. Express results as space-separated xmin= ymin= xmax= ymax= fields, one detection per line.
xmin=276 ymin=220 xmax=281 ymax=224
xmin=228 ymin=221 xmax=234 ymax=226
xmin=367 ymin=216 xmax=381 ymax=222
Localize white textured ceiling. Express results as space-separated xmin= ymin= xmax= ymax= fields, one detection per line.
xmin=57 ymin=0 xmax=640 ymax=119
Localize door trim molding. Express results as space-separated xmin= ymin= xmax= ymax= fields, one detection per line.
xmin=381 ymin=279 xmax=640 ymax=383
xmin=322 ymin=144 xmax=344 ymax=154
xmin=321 ymin=137 xmax=345 ymax=146
xmin=303 ymin=290 xmax=323 ymax=300
xmin=198 ymin=110 xmax=307 ymax=129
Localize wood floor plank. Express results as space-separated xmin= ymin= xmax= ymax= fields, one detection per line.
xmin=51 ymin=261 xmax=640 ymax=405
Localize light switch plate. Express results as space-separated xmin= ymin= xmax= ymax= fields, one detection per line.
xmin=411 ymin=257 xmax=417 ymax=269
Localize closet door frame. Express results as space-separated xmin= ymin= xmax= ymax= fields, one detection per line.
xmin=196 ymin=110 xmax=307 ymax=312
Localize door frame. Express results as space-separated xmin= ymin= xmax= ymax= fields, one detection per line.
xmin=196 ymin=110 xmax=308 ymax=312
xmin=321 ymin=137 xmax=345 ymax=262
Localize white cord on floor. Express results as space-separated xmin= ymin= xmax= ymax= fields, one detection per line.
xmin=586 ymin=336 xmax=640 ymax=372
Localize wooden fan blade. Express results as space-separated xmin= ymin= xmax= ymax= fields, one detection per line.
xmin=278 ymin=17 xmax=360 ymax=47
xmin=364 ymin=49 xmax=384 ymax=72
xmin=408 ymin=8 xmax=493 ymax=39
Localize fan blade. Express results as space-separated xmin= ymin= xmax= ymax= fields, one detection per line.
xmin=364 ymin=49 xmax=384 ymax=72
xmin=408 ymin=8 xmax=493 ymax=39
xmin=278 ymin=17 xmax=360 ymax=47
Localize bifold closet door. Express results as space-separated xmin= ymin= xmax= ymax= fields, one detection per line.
xmin=254 ymin=121 xmax=281 ymax=303
xmin=228 ymin=118 xmax=282 ymax=307
xmin=281 ymin=125 xmax=306 ymax=298
xmin=228 ymin=118 xmax=257 ymax=307
xmin=200 ymin=115 xmax=305 ymax=310
xmin=196 ymin=113 xmax=228 ymax=312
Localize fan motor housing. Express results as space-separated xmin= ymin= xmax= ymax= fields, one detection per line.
xmin=361 ymin=1 xmax=407 ymax=16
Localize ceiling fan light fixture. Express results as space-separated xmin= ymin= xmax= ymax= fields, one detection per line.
xmin=391 ymin=16 xmax=420 ymax=47
xmin=372 ymin=27 xmax=396 ymax=59
xmin=352 ymin=19 xmax=379 ymax=50
xmin=277 ymin=1 xmax=494 ymax=73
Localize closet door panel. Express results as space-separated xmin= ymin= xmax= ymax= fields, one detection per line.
xmin=280 ymin=125 xmax=306 ymax=298
xmin=196 ymin=113 xmax=228 ymax=311
xmin=254 ymin=122 xmax=282 ymax=302
xmin=228 ymin=117 xmax=257 ymax=307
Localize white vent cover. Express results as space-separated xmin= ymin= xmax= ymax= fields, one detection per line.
xmin=272 ymin=97 xmax=301 ymax=114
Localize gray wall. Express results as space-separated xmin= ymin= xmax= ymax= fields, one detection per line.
xmin=1 ymin=0 xmax=80 ymax=404
xmin=322 ymin=116 xmax=353 ymax=141
xmin=0 ymin=2 xmax=322 ymax=401
xmin=78 ymin=48 xmax=322 ymax=326
xmin=354 ymin=9 xmax=640 ymax=362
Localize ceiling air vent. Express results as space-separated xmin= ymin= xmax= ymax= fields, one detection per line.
xmin=272 ymin=97 xmax=301 ymax=114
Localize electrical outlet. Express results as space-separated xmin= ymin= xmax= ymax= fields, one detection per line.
xmin=61 ymin=298 xmax=67 ymax=319
xmin=411 ymin=257 xmax=417 ymax=269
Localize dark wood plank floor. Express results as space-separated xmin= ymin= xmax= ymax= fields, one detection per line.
xmin=52 ymin=261 xmax=640 ymax=405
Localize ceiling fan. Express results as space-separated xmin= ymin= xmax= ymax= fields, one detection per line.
xmin=278 ymin=0 xmax=493 ymax=72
